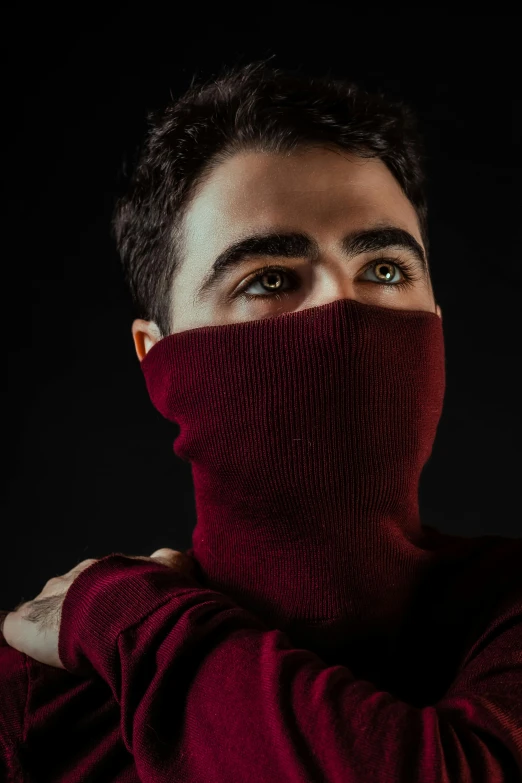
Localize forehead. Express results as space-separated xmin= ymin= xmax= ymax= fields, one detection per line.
xmin=181 ymin=147 xmax=422 ymax=262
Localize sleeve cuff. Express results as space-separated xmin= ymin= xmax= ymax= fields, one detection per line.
xmin=58 ymin=554 xmax=206 ymax=677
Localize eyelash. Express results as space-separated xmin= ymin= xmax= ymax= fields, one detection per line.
xmin=236 ymin=257 xmax=420 ymax=302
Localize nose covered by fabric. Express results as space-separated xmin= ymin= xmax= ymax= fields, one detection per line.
xmin=140 ymin=297 xmax=446 ymax=660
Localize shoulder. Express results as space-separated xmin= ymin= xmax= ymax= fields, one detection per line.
xmin=441 ymin=533 xmax=522 ymax=659
xmin=418 ymin=531 xmax=522 ymax=658
xmin=463 ymin=534 xmax=522 ymax=606
xmin=430 ymin=530 xmax=522 ymax=602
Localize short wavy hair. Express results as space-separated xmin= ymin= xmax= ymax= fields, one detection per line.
xmin=113 ymin=59 xmax=429 ymax=337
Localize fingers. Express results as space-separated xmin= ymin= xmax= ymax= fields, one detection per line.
xmin=2 ymin=610 xmax=24 ymax=651
xmin=0 ymin=610 xmax=9 ymax=639
xmin=2 ymin=607 xmax=64 ymax=668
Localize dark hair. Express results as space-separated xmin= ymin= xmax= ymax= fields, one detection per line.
xmin=112 ymin=58 xmax=429 ymax=337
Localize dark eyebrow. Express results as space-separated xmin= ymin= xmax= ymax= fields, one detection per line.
xmin=195 ymin=225 xmax=428 ymax=304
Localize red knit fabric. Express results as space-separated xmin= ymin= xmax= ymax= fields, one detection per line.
xmin=1 ymin=298 xmax=521 ymax=782
xmin=140 ymin=296 xmax=448 ymax=661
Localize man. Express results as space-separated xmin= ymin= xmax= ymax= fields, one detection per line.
xmin=1 ymin=59 xmax=521 ymax=782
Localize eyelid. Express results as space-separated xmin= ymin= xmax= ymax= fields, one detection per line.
xmin=232 ymin=263 xmax=300 ymax=296
xmin=234 ymin=255 xmax=420 ymax=296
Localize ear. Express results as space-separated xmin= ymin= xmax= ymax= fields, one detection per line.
xmin=131 ymin=319 xmax=162 ymax=361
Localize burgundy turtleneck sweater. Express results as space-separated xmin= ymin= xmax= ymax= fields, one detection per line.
xmin=1 ymin=298 xmax=521 ymax=782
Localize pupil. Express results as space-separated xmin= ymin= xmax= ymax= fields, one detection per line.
xmin=264 ymin=273 xmax=280 ymax=289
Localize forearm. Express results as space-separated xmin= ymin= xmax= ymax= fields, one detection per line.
xmin=59 ymin=555 xmax=522 ymax=783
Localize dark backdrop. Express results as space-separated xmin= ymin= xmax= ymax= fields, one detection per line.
xmin=3 ymin=10 xmax=519 ymax=609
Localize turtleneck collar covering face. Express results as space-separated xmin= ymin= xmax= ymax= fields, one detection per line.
xmin=140 ymin=297 xmax=446 ymax=660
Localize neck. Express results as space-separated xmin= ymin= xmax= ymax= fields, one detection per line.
xmin=190 ymin=466 xmax=440 ymax=648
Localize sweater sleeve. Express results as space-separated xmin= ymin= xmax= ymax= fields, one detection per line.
xmin=0 ymin=628 xmax=28 ymax=783
xmin=58 ymin=554 xmax=522 ymax=783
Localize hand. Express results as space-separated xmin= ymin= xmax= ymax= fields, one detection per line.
xmin=0 ymin=548 xmax=198 ymax=669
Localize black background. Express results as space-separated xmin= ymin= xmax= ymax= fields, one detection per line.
xmin=2 ymin=10 xmax=519 ymax=609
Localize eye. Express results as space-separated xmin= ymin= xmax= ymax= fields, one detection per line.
xmin=238 ymin=266 xmax=300 ymax=301
xmin=364 ymin=259 xmax=415 ymax=287
xmin=236 ymin=257 xmax=419 ymax=302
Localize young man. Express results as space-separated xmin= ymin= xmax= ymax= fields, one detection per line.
xmin=1 ymin=60 xmax=521 ymax=782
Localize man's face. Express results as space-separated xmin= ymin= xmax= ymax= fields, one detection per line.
xmin=132 ymin=146 xmax=441 ymax=358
